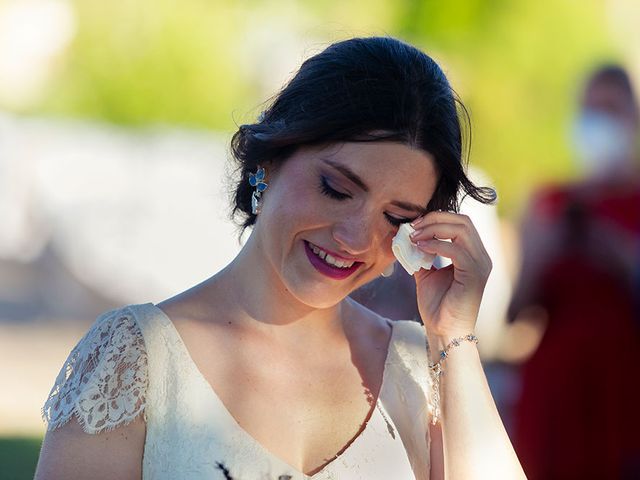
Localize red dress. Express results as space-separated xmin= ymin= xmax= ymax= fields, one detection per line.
xmin=512 ymin=179 xmax=640 ymax=479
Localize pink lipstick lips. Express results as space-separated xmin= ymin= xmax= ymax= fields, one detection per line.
xmin=304 ymin=241 xmax=362 ymax=280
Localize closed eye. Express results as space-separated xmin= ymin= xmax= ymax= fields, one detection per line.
xmin=384 ymin=213 xmax=412 ymax=227
xmin=319 ymin=175 xmax=351 ymax=200
xmin=319 ymin=175 xmax=412 ymax=227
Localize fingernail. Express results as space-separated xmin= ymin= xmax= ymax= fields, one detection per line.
xmin=411 ymin=216 xmax=424 ymax=227
xmin=410 ymin=229 xmax=420 ymax=239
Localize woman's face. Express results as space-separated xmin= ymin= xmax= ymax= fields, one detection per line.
xmin=254 ymin=141 xmax=438 ymax=308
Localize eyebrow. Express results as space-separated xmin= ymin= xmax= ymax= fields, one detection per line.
xmin=322 ymin=158 xmax=428 ymax=215
xmin=390 ymin=200 xmax=428 ymax=215
xmin=322 ymin=158 xmax=369 ymax=192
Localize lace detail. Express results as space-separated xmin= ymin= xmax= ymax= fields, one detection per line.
xmin=41 ymin=307 xmax=148 ymax=434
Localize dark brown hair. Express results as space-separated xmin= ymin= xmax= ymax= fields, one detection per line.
xmin=230 ymin=36 xmax=496 ymax=232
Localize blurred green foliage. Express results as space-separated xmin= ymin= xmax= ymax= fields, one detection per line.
xmin=393 ymin=0 xmax=617 ymax=214
xmin=0 ymin=437 xmax=41 ymax=480
xmin=42 ymin=0 xmax=255 ymax=129
xmin=28 ymin=0 xmax=619 ymax=215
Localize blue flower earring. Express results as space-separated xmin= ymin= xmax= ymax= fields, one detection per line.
xmin=249 ymin=166 xmax=268 ymax=214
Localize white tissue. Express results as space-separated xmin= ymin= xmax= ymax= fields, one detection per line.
xmin=392 ymin=223 xmax=435 ymax=275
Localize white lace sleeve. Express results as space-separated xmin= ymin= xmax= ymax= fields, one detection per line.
xmin=41 ymin=307 xmax=148 ymax=434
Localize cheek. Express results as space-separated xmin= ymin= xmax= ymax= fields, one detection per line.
xmin=263 ymin=174 xmax=324 ymax=229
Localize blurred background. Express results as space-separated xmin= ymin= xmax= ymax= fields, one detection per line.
xmin=1 ymin=0 xmax=639 ymax=478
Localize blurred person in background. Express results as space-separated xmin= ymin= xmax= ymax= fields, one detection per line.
xmin=507 ymin=65 xmax=640 ymax=479
xmin=34 ymin=37 xmax=526 ymax=479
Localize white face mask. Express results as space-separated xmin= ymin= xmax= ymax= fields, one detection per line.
xmin=572 ymin=109 xmax=635 ymax=175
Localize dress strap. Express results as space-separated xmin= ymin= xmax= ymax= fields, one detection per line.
xmin=378 ymin=319 xmax=435 ymax=480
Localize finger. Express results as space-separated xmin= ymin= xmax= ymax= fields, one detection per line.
xmin=419 ymin=237 xmax=492 ymax=281
xmin=413 ymin=212 xmax=482 ymax=245
xmin=411 ymin=223 xmax=488 ymax=265
xmin=411 ymin=210 xmax=471 ymax=228
xmin=414 ymin=212 xmax=489 ymax=263
xmin=410 ymin=222 xmax=475 ymax=250
xmin=415 ymin=238 xmax=476 ymax=273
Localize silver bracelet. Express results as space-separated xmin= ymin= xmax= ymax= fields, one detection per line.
xmin=428 ymin=333 xmax=479 ymax=377
xmin=427 ymin=333 xmax=478 ymax=425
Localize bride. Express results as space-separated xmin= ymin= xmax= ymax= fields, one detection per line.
xmin=35 ymin=36 xmax=526 ymax=479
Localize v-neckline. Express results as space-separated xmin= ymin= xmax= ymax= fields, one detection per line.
xmin=149 ymin=303 xmax=396 ymax=479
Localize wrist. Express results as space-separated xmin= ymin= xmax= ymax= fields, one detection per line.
xmin=426 ymin=331 xmax=479 ymax=365
xmin=427 ymin=330 xmax=475 ymax=343
xmin=426 ymin=329 xmax=474 ymax=346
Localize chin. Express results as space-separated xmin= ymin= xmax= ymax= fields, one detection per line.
xmin=285 ymin=281 xmax=350 ymax=310
xmin=282 ymin=269 xmax=377 ymax=311
xmin=276 ymin=239 xmax=375 ymax=309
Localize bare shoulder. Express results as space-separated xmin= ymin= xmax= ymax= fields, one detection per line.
xmin=344 ymin=297 xmax=393 ymax=346
xmin=35 ymin=416 xmax=146 ymax=480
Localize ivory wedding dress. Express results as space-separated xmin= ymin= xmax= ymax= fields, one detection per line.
xmin=42 ymin=303 xmax=437 ymax=479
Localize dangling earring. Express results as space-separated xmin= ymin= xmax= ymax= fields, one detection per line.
xmin=249 ymin=166 xmax=268 ymax=215
xmin=381 ymin=262 xmax=395 ymax=278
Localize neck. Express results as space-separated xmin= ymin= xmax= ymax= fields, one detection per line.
xmin=207 ymin=229 xmax=349 ymax=344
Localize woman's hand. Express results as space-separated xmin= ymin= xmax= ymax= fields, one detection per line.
xmin=410 ymin=211 xmax=492 ymax=339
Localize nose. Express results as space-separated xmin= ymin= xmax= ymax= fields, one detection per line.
xmin=331 ymin=213 xmax=382 ymax=258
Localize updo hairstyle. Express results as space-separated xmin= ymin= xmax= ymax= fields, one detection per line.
xmin=230 ymin=36 xmax=496 ymax=232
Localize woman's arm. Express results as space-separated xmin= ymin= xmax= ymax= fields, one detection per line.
xmin=35 ymin=416 xmax=146 ymax=480
xmin=429 ymin=420 xmax=445 ymax=480
xmin=409 ymin=211 xmax=526 ymax=479
xmin=36 ymin=308 xmax=148 ymax=480
xmin=427 ymin=334 xmax=525 ymax=479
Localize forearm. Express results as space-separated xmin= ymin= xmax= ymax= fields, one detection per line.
xmin=428 ymin=334 xmax=527 ymax=480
